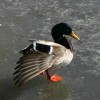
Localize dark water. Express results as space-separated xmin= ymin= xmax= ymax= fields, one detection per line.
xmin=0 ymin=0 xmax=100 ymax=100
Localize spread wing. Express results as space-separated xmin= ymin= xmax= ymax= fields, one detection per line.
xmin=13 ymin=41 xmax=57 ymax=87
xmin=14 ymin=51 xmax=55 ymax=87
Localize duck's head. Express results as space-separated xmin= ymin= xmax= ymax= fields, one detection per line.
xmin=51 ymin=23 xmax=80 ymax=42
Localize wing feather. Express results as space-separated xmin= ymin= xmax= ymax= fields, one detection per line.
xmin=14 ymin=50 xmax=55 ymax=87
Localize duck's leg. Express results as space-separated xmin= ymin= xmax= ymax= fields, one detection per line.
xmin=45 ymin=69 xmax=62 ymax=82
xmin=40 ymin=72 xmax=45 ymax=75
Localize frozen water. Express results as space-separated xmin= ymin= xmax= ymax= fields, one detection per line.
xmin=0 ymin=0 xmax=100 ymax=100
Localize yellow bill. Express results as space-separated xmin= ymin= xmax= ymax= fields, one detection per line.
xmin=70 ymin=31 xmax=80 ymax=40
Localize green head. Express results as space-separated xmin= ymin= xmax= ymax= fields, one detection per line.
xmin=51 ymin=23 xmax=80 ymax=42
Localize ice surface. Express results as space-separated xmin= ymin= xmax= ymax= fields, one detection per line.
xmin=0 ymin=0 xmax=100 ymax=100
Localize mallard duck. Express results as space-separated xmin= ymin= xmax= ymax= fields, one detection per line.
xmin=13 ymin=23 xmax=80 ymax=87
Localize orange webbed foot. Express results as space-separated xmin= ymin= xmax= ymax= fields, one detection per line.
xmin=50 ymin=74 xmax=62 ymax=82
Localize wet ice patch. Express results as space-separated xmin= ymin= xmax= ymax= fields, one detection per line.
xmin=0 ymin=24 xmax=2 ymax=27
xmin=61 ymin=8 xmax=73 ymax=18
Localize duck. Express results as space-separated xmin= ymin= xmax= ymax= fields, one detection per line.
xmin=13 ymin=23 xmax=80 ymax=87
